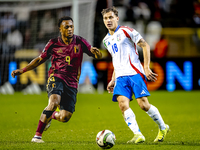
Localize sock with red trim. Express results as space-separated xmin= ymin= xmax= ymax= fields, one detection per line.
xmin=34 ymin=120 xmax=46 ymax=137
xmin=51 ymin=111 xmax=58 ymax=120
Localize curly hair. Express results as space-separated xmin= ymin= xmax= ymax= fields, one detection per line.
xmin=58 ymin=16 xmax=73 ymax=27
xmin=101 ymin=6 xmax=118 ymax=17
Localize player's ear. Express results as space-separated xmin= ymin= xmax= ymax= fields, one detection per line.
xmin=116 ymin=16 xmax=119 ymax=21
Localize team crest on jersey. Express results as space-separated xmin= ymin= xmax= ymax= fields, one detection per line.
xmin=117 ymin=34 xmax=121 ymax=41
xmin=74 ymin=45 xmax=79 ymax=53
xmin=57 ymin=49 xmax=63 ymax=53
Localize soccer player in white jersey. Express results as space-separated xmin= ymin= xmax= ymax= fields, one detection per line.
xmin=101 ymin=6 xmax=169 ymax=143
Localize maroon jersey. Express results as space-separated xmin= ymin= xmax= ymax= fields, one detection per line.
xmin=40 ymin=35 xmax=95 ymax=88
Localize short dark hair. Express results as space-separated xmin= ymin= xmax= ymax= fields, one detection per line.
xmin=101 ymin=6 xmax=118 ymax=17
xmin=58 ymin=16 xmax=73 ymax=27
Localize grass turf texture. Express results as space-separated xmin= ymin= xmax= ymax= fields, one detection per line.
xmin=0 ymin=91 xmax=200 ymax=150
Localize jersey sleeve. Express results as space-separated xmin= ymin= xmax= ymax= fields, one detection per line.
xmin=40 ymin=39 xmax=54 ymax=59
xmin=80 ymin=37 xmax=95 ymax=57
xmin=131 ymin=29 xmax=143 ymax=44
xmin=122 ymin=27 xmax=143 ymax=44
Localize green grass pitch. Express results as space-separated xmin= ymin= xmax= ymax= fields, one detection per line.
xmin=0 ymin=91 xmax=200 ymax=150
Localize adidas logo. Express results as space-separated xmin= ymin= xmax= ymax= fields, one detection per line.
xmin=140 ymin=90 xmax=146 ymax=95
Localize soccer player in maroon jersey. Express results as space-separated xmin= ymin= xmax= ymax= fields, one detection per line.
xmin=11 ymin=16 xmax=102 ymax=143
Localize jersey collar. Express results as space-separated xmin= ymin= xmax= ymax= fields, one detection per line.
xmin=108 ymin=25 xmax=121 ymax=36
xmin=59 ymin=35 xmax=75 ymax=45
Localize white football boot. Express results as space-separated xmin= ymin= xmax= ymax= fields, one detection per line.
xmin=31 ymin=137 xmax=44 ymax=143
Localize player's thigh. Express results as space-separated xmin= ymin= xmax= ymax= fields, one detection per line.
xmin=48 ymin=94 xmax=61 ymax=107
xmin=60 ymin=84 xmax=78 ymax=113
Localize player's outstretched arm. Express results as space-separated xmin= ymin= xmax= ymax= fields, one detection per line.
xmin=90 ymin=47 xmax=102 ymax=59
xmin=11 ymin=56 xmax=46 ymax=78
xmin=137 ymin=38 xmax=158 ymax=82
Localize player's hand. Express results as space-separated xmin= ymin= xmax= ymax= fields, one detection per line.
xmin=11 ymin=69 xmax=23 ymax=78
xmin=144 ymin=67 xmax=158 ymax=82
xmin=107 ymin=80 xmax=115 ymax=93
xmin=91 ymin=47 xmax=102 ymax=59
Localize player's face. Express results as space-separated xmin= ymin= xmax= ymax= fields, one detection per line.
xmin=103 ymin=11 xmax=119 ymax=31
xmin=59 ymin=20 xmax=74 ymax=38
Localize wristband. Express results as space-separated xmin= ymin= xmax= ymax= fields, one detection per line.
xmin=22 ymin=67 xmax=27 ymax=73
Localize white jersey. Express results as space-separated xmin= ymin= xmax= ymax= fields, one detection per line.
xmin=103 ymin=25 xmax=145 ymax=79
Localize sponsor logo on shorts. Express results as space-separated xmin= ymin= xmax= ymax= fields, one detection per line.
xmin=140 ymin=90 xmax=146 ymax=95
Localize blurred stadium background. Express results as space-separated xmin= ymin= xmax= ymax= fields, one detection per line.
xmin=0 ymin=0 xmax=200 ymax=94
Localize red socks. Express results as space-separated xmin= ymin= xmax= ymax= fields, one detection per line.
xmin=35 ymin=120 xmax=46 ymax=136
xmin=35 ymin=111 xmax=58 ymax=137
xmin=51 ymin=111 xmax=58 ymax=120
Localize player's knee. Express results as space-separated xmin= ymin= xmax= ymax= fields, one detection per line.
xmin=120 ymin=105 xmax=127 ymax=112
xmin=118 ymin=102 xmax=129 ymax=113
xmin=60 ymin=112 xmax=72 ymax=122
xmin=117 ymin=96 xmax=130 ymax=113
xmin=137 ymin=97 xmax=150 ymax=111
xmin=139 ymin=102 xmax=150 ymax=111
xmin=139 ymin=104 xmax=147 ymax=111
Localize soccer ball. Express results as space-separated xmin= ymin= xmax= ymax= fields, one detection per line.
xmin=96 ymin=130 xmax=116 ymax=149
